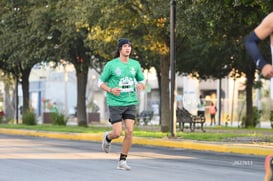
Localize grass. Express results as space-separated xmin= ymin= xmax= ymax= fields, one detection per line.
xmin=0 ymin=123 xmax=272 ymax=142
xmin=0 ymin=124 xmax=106 ymax=133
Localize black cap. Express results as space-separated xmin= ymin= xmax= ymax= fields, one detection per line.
xmin=117 ymin=38 xmax=131 ymax=48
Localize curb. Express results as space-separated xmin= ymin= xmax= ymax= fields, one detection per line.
xmin=0 ymin=128 xmax=272 ymax=156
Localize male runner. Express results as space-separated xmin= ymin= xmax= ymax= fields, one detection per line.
xmin=245 ymin=12 xmax=273 ymax=78
xmin=98 ymin=38 xmax=145 ymax=170
xmin=245 ymin=12 xmax=273 ymax=181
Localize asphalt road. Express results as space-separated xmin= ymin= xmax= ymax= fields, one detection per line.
xmin=0 ymin=134 xmax=266 ymax=181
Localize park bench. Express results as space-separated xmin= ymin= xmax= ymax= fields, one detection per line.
xmin=137 ymin=110 xmax=154 ymax=125
xmin=176 ymin=107 xmax=206 ymax=132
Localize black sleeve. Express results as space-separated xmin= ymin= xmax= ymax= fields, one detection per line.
xmin=244 ymin=31 xmax=268 ymax=69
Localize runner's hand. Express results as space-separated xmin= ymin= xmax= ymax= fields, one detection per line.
xmin=136 ymin=83 xmax=145 ymax=91
xmin=111 ymin=87 xmax=121 ymax=96
xmin=261 ymin=64 xmax=273 ymax=78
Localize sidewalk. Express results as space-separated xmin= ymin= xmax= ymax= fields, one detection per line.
xmin=0 ymin=128 xmax=272 ymax=156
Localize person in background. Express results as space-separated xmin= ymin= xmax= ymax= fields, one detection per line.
xmin=197 ymin=95 xmax=206 ymax=117
xmin=209 ymin=102 xmax=217 ymax=126
xmin=98 ymin=38 xmax=145 ymax=170
xmin=176 ymin=94 xmax=183 ymax=110
xmin=50 ymin=102 xmax=58 ymax=113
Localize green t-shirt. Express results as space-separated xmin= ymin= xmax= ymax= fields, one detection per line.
xmin=99 ymin=58 xmax=145 ymax=106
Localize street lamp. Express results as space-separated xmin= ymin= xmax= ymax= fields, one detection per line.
xmin=15 ymin=77 xmax=19 ymax=124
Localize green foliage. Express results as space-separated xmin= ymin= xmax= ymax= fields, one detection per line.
xmin=0 ymin=124 xmax=272 ymax=142
xmin=253 ymin=79 xmax=263 ymax=89
xmin=22 ymin=110 xmax=36 ymax=125
xmin=241 ymin=107 xmax=261 ymax=128
xmin=50 ymin=112 xmax=67 ymax=126
xmin=1 ymin=0 xmax=273 ymax=131
xmin=0 ymin=0 xmax=55 ymax=114
xmin=176 ymin=0 xmax=271 ymax=130
xmin=176 ymin=0 xmax=268 ymax=79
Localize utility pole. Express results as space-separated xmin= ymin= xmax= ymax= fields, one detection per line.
xmin=15 ymin=77 xmax=19 ymax=124
xmin=170 ymin=0 xmax=176 ymax=137
xmin=217 ymin=79 xmax=222 ymax=126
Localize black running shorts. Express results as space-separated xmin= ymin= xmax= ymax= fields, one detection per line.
xmin=108 ymin=105 xmax=136 ymax=124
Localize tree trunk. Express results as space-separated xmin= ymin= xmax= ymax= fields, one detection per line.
xmin=155 ymin=65 xmax=161 ymax=125
xmin=21 ymin=68 xmax=31 ymax=114
xmin=76 ymin=69 xmax=88 ymax=127
xmin=4 ymin=79 xmax=15 ymax=121
xmin=160 ymin=54 xmax=170 ymax=132
xmin=245 ymin=69 xmax=255 ymax=127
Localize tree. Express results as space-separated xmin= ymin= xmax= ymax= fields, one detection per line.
xmin=0 ymin=0 xmax=50 ymax=116
xmin=0 ymin=0 xmax=101 ymax=126
xmin=37 ymin=0 xmax=99 ymax=126
xmin=83 ymin=0 xmax=173 ymax=132
xmin=175 ymin=0 xmax=272 ymax=127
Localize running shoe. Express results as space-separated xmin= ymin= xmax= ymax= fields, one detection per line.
xmin=117 ymin=160 xmax=131 ymax=170
xmin=102 ymin=132 xmax=111 ymax=153
xmin=264 ymin=155 xmax=273 ymax=181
